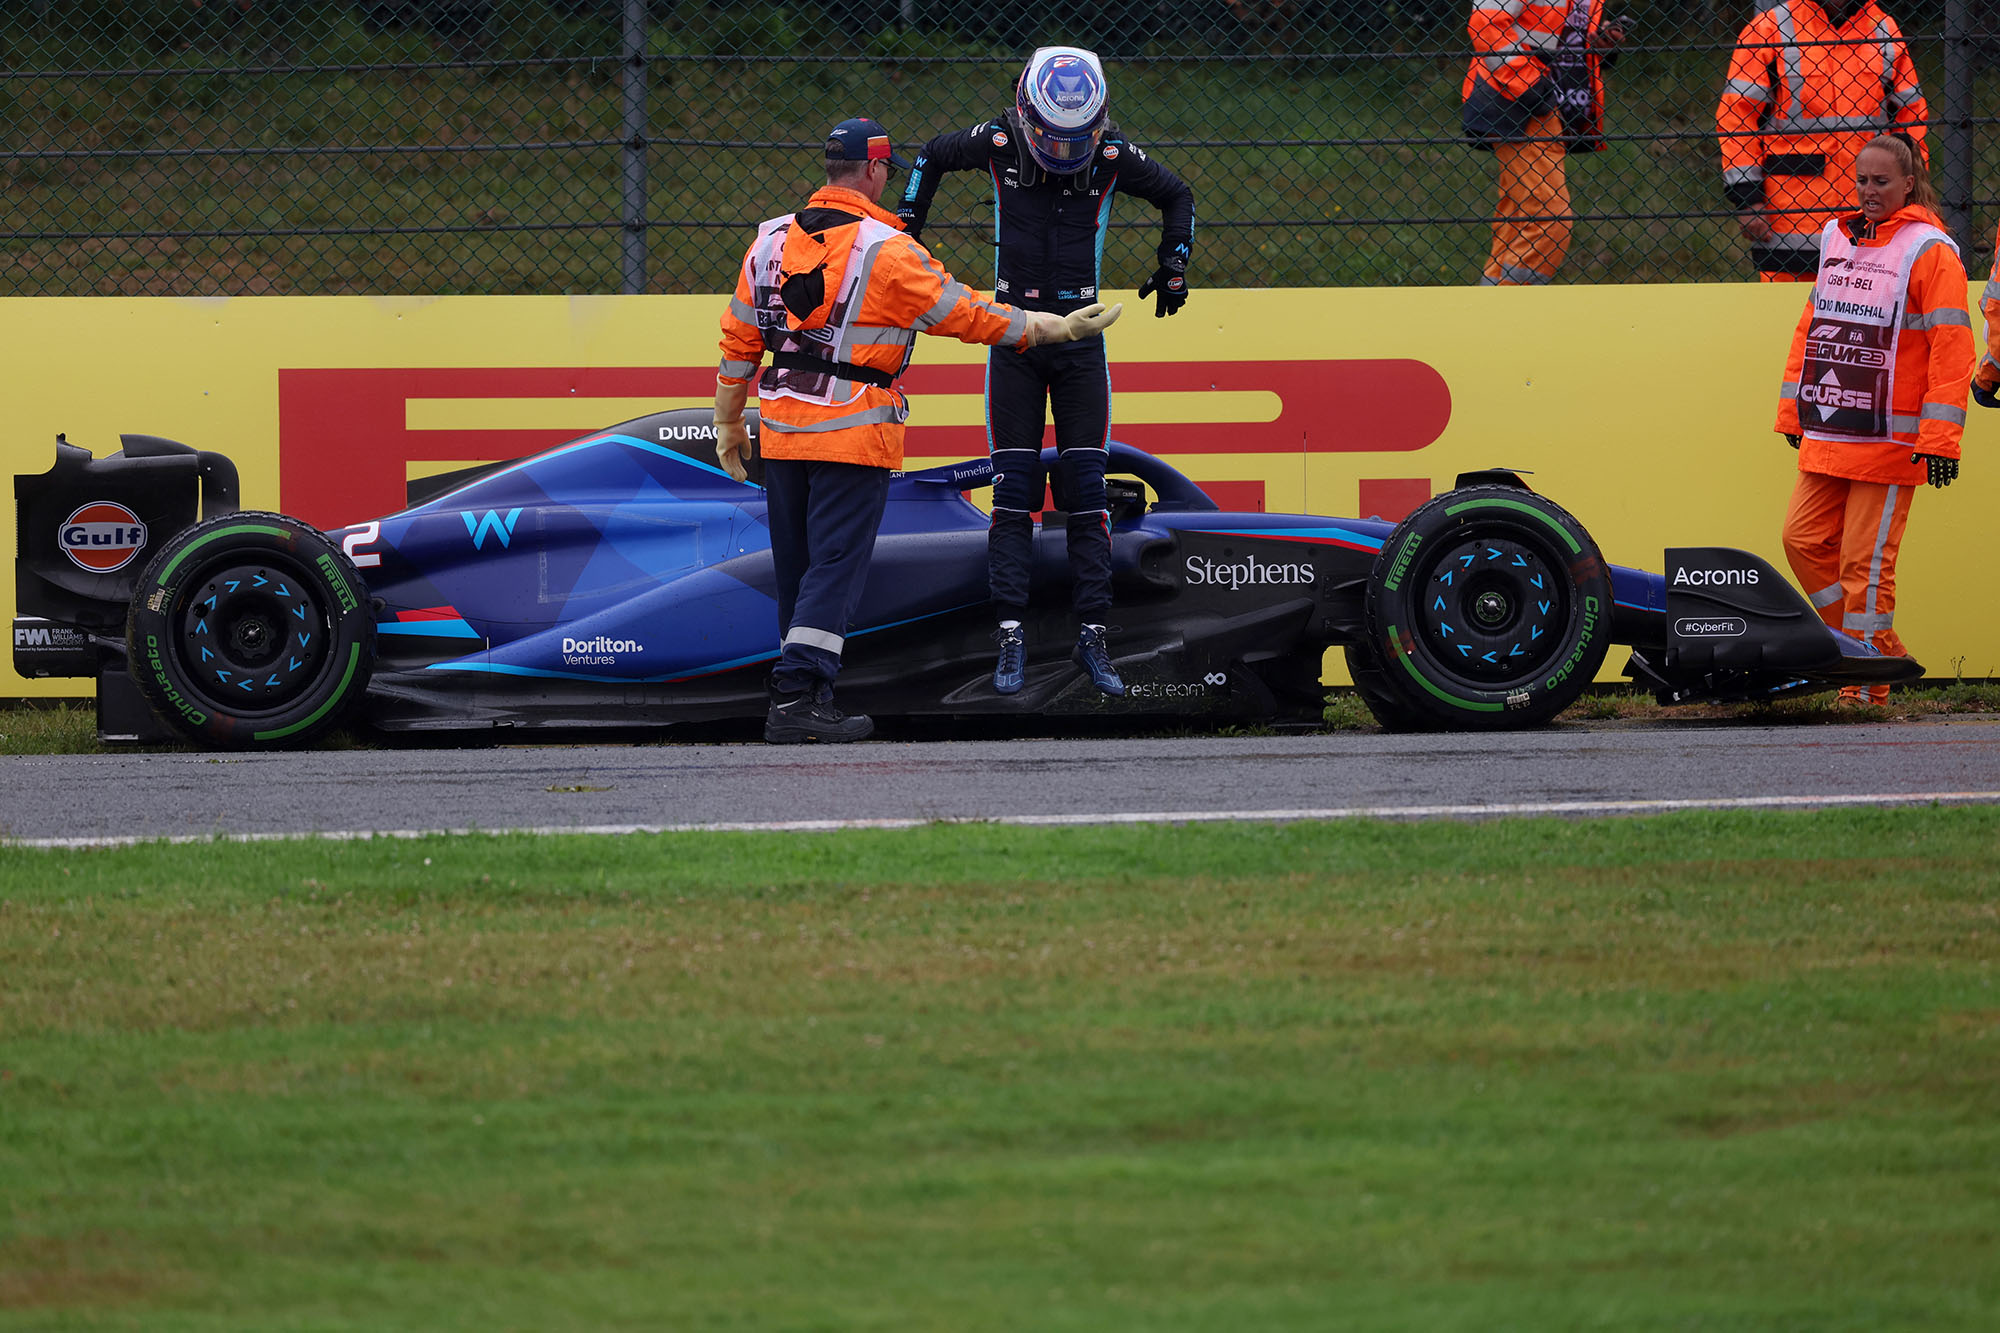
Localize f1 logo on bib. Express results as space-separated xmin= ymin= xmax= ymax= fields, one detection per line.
xmin=60 ymin=501 xmax=148 ymax=573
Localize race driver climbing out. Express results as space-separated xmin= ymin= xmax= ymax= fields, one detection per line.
xmin=898 ymin=46 xmax=1195 ymax=699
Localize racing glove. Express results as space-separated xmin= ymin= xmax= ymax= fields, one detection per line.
xmin=1911 ymin=452 xmax=1959 ymax=488
xmin=1973 ymin=380 xmax=1999 ymax=409
xmin=1137 ymin=264 xmax=1188 ymax=318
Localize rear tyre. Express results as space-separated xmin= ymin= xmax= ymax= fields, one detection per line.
xmin=1359 ymin=485 xmax=1611 ymax=731
xmin=126 ymin=512 xmax=374 ymax=749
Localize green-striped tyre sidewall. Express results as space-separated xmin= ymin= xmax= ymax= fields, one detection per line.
xmin=1360 ymin=486 xmax=1611 ymax=731
xmin=125 ymin=511 xmax=375 ymax=749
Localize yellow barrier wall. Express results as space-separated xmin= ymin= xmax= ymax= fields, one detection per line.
xmin=6 ymin=286 xmax=1996 ymax=699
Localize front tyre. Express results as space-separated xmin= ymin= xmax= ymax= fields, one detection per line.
xmin=126 ymin=512 xmax=375 ymax=749
xmin=1361 ymin=486 xmax=1611 ymax=731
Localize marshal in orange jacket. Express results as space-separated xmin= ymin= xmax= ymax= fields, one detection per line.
xmin=1777 ymin=205 xmax=1973 ymax=485
xmin=717 ymin=186 xmax=1030 ymax=472
xmin=1717 ymin=1 xmax=1928 ymax=278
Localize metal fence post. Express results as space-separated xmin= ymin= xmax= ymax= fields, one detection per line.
xmin=1938 ymin=0 xmax=1974 ymax=248
xmin=619 ymin=0 xmax=650 ymax=294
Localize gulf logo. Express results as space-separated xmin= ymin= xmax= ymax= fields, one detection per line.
xmin=60 ymin=500 xmax=148 ymax=573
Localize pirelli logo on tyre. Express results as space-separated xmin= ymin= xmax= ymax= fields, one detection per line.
xmin=1383 ymin=532 xmax=1422 ymax=592
xmin=315 ymin=553 xmax=358 ymax=614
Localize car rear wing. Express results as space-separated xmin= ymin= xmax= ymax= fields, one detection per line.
xmin=15 ymin=433 xmax=239 ymax=636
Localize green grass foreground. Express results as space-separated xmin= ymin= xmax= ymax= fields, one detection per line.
xmin=4 ymin=809 xmax=1999 ymax=1330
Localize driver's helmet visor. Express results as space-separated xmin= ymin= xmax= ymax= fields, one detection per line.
xmin=1022 ymin=120 xmax=1102 ymax=171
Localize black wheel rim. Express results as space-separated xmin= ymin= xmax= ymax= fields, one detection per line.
xmin=1410 ymin=529 xmax=1570 ymax=685
xmin=177 ymin=558 xmax=330 ymax=712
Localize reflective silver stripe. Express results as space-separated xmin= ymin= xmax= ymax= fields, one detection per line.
xmin=1493 ymin=262 xmax=1550 ymax=285
xmin=1808 ymin=582 xmax=1845 ymax=610
xmin=1888 ymin=413 xmax=1921 ymax=433
xmin=1723 ymin=165 xmax=1764 ymax=186
xmin=1902 ymin=307 xmax=1971 ymax=330
xmin=1767 ymin=114 xmax=1888 ymax=133
xmin=1982 ymin=280 xmax=2000 ymax=304
xmin=850 ymin=329 xmax=915 ymax=349
xmin=728 ymin=295 xmax=758 ymax=325
xmin=1780 ymin=381 xmax=1800 ymax=400
xmin=1909 ymin=236 xmax=1959 ymax=273
xmin=1470 ymin=1 xmax=1520 ymax=13
xmin=718 ymin=358 xmax=758 ymax=380
xmin=1887 ymin=86 xmax=1922 ymax=111
xmin=1865 ymin=484 xmax=1900 ymax=621
xmin=915 ymin=280 xmax=971 ymax=331
xmin=1478 ymin=274 xmax=1500 ymax=287
xmin=1776 ymin=4 xmax=1800 ymax=122
xmin=761 ymin=404 xmax=905 ymax=433
xmin=1920 ymin=402 xmax=1966 ymax=426
xmin=784 ymin=626 xmax=844 ymax=654
xmin=1516 ymin=30 xmax=1559 ymax=53
xmin=1844 ymin=610 xmax=1894 ymax=632
xmin=1983 ymin=353 xmax=2000 ymax=374
xmin=833 ymin=237 xmax=893 ymax=362
xmin=1723 ymin=78 xmax=1769 ymax=101
xmin=999 ymin=306 xmax=1028 ymax=347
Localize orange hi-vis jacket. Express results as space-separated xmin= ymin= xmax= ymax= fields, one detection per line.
xmin=717 ymin=186 xmax=1030 ymax=471
xmin=1465 ymin=1 xmax=1574 ymax=102
xmin=1778 ymin=205 xmax=1972 ymax=485
xmin=1979 ymin=217 xmax=2000 ymax=396
xmin=1718 ymin=1 xmax=1927 ymax=274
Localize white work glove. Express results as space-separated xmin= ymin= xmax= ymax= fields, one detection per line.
xmin=1062 ymin=301 xmax=1122 ymax=339
xmin=713 ymin=378 xmax=751 ymax=482
xmin=714 ymin=418 xmax=750 ymax=482
xmin=1024 ymin=301 xmax=1124 ymax=347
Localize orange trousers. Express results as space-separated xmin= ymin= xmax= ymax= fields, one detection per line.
xmin=1781 ymin=470 xmax=1914 ymax=704
xmin=1483 ymin=110 xmax=1571 ymax=285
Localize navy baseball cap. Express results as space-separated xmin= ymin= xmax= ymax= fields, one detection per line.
xmin=825 ymin=117 xmax=911 ymax=170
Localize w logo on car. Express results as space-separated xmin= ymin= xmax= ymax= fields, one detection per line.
xmin=461 ymin=507 xmax=523 ymax=550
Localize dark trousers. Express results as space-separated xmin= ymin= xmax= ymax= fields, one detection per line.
xmin=986 ymin=336 xmax=1113 ymax=622
xmin=762 ymin=456 xmax=891 ymax=698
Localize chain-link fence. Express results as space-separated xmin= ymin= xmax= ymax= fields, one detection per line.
xmin=1 ymin=1 xmax=1993 ymax=296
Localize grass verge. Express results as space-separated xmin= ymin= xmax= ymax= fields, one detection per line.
xmin=3 ymin=807 xmax=1998 ymax=1329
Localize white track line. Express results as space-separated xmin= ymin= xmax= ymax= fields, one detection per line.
xmin=6 ymin=790 xmax=1999 ymax=850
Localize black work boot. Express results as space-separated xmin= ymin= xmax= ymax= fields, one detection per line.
xmin=764 ymin=691 xmax=874 ymax=743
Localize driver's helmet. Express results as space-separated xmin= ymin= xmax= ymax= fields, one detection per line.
xmin=1014 ymin=46 xmax=1108 ymax=175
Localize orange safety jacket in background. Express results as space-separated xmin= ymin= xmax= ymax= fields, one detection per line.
xmin=1979 ymin=217 xmax=2000 ymax=397
xmin=717 ymin=186 xmax=1030 ymax=471
xmin=1462 ymin=0 xmax=1607 ymax=151
xmin=1777 ymin=204 xmax=1972 ymax=484
xmin=1717 ymin=0 xmax=1927 ymax=277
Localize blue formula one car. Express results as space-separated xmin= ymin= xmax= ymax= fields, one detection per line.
xmin=14 ymin=408 xmax=1920 ymax=748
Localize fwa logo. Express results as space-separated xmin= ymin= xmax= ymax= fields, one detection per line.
xmin=462 ymin=507 xmax=523 ymax=550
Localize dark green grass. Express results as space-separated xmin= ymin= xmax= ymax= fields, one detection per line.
xmin=3 ymin=809 xmax=1998 ymax=1329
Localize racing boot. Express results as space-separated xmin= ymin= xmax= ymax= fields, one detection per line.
xmin=992 ymin=624 xmax=1026 ymax=695
xmin=765 ymin=691 xmax=874 ymax=743
xmin=1072 ymin=623 xmax=1125 ymax=697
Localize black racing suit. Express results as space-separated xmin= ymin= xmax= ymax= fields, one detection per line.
xmin=898 ymin=110 xmax=1195 ymax=622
